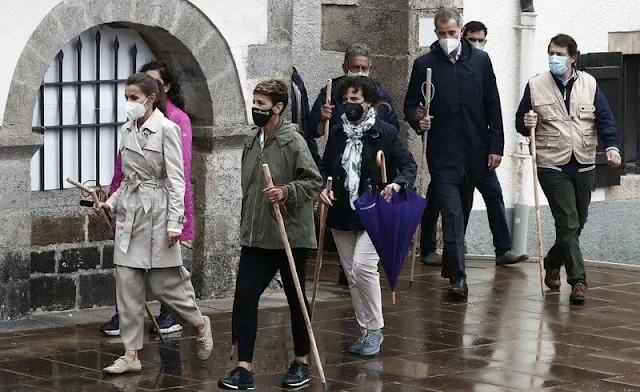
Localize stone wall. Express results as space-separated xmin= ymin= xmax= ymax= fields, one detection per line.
xmin=28 ymin=190 xmax=114 ymax=311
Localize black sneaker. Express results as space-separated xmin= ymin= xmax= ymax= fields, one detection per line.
xmin=149 ymin=307 xmax=183 ymax=334
xmin=218 ymin=366 xmax=255 ymax=390
xmin=100 ymin=313 xmax=120 ymax=336
xmin=282 ymin=360 xmax=310 ymax=389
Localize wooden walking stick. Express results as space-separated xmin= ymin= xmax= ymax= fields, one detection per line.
xmin=262 ymin=164 xmax=327 ymax=391
xmin=323 ymin=79 xmax=332 ymax=140
xmin=527 ymin=112 xmax=545 ymax=298
xmin=310 ymin=177 xmax=333 ymax=321
xmin=67 ymin=177 xmax=165 ymax=341
xmin=409 ymin=67 xmax=433 ymax=286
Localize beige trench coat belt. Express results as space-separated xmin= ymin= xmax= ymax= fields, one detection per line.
xmin=119 ymin=176 xmax=167 ymax=254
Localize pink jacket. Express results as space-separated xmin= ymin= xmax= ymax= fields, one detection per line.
xmin=110 ymin=99 xmax=194 ymax=240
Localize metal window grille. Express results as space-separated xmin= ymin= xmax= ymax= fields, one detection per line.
xmin=31 ymin=25 xmax=155 ymax=191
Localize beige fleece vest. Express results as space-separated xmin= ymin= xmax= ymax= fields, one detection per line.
xmin=529 ymin=71 xmax=598 ymax=166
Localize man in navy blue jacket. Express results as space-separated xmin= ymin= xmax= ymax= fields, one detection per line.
xmin=417 ymin=21 xmax=528 ymax=269
xmin=404 ymin=7 xmax=504 ymax=300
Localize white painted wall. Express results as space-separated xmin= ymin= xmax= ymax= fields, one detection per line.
xmin=0 ymin=0 xmax=269 ymax=126
xmin=463 ymin=0 xmax=640 ymax=209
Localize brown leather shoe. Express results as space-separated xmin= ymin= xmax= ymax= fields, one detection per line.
xmin=570 ymin=283 xmax=587 ymax=304
xmin=544 ymin=268 xmax=561 ymax=290
xmin=495 ymin=250 xmax=529 ymax=266
xmin=420 ymin=252 xmax=442 ymax=266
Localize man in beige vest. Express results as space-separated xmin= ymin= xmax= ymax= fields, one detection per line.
xmin=516 ymin=34 xmax=621 ymax=304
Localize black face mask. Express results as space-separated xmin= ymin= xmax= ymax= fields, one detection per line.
xmin=344 ymin=102 xmax=365 ymax=122
xmin=252 ymin=107 xmax=274 ymax=127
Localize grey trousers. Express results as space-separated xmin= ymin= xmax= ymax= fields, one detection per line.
xmin=116 ymin=265 xmax=203 ymax=350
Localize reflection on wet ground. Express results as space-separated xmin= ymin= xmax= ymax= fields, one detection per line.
xmin=3 ymin=257 xmax=640 ymax=391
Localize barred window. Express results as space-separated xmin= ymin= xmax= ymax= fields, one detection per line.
xmin=31 ymin=25 xmax=155 ymax=191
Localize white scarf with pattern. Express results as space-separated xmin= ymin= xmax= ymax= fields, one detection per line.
xmin=341 ymin=107 xmax=376 ymax=209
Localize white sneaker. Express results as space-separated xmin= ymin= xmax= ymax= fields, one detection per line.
xmin=196 ymin=315 xmax=213 ymax=360
xmin=103 ymin=356 xmax=142 ymax=374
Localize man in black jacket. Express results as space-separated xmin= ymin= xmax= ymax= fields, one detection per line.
xmin=418 ymin=21 xmax=528 ymax=269
xmin=403 ymin=7 xmax=504 ymax=299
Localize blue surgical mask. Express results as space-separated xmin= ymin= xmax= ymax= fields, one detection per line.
xmin=549 ymin=55 xmax=569 ymax=76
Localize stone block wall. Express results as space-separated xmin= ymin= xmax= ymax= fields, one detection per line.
xmin=28 ymin=190 xmax=116 ymax=311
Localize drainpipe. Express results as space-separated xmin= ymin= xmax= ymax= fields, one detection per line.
xmin=511 ymin=9 xmax=537 ymax=256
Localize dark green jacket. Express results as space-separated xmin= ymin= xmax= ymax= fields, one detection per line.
xmin=240 ymin=119 xmax=322 ymax=249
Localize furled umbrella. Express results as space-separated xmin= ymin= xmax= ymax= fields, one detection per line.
xmin=354 ymin=151 xmax=427 ymax=304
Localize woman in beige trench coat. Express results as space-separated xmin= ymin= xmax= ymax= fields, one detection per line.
xmin=95 ymin=73 xmax=213 ymax=374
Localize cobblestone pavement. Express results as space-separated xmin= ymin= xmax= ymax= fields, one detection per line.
xmin=3 ymin=257 xmax=640 ymax=391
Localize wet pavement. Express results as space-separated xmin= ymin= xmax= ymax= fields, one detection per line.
xmin=3 ymin=256 xmax=640 ymax=391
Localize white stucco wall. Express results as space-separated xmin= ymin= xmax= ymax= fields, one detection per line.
xmin=463 ymin=0 xmax=640 ymax=209
xmin=0 ymin=0 xmax=268 ymax=125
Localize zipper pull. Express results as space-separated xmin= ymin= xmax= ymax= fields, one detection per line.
xmin=563 ymin=88 xmax=567 ymax=101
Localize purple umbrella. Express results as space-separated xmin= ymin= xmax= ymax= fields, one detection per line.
xmin=354 ymin=186 xmax=427 ymax=304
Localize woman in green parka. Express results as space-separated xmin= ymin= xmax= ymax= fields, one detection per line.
xmin=218 ymin=80 xmax=322 ymax=390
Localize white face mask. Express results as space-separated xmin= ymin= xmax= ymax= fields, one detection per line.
xmin=471 ymin=42 xmax=486 ymax=51
xmin=347 ymin=70 xmax=370 ymax=77
xmin=439 ymin=37 xmax=460 ymax=55
xmin=125 ymin=97 xmax=149 ymax=121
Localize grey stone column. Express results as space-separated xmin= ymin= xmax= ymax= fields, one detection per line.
xmin=191 ymin=126 xmax=248 ymax=298
xmin=0 ymin=131 xmax=43 ymax=319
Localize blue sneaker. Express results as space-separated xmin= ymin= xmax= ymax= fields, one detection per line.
xmin=100 ymin=313 xmax=120 ymax=336
xmin=150 ymin=307 xmax=183 ymax=334
xmin=360 ymin=330 xmax=383 ymax=356
xmin=347 ymin=329 xmax=368 ymax=354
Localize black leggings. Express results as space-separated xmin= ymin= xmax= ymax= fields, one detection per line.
xmin=233 ymin=247 xmax=310 ymax=362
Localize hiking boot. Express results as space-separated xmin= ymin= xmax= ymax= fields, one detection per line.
xmin=347 ymin=329 xmax=368 ymax=354
xmin=360 ymin=330 xmax=384 ymax=356
xmin=149 ymin=307 xmax=183 ymax=334
xmin=282 ymin=360 xmax=310 ymax=388
xmin=544 ymin=268 xmax=561 ymax=290
xmin=196 ymin=316 xmax=213 ymax=360
xmin=496 ymin=250 xmax=528 ymax=266
xmin=420 ymin=252 xmax=442 ymax=266
xmin=570 ymin=283 xmax=587 ymax=304
xmin=448 ymin=277 xmax=468 ymax=300
xmin=218 ymin=366 xmax=255 ymax=390
xmin=103 ymin=356 xmax=142 ymax=374
xmin=100 ymin=313 xmax=120 ymax=336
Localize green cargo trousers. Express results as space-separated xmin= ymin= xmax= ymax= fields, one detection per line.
xmin=537 ymin=168 xmax=595 ymax=286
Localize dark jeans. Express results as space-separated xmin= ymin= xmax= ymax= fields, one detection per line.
xmin=232 ymin=247 xmax=310 ymax=362
xmin=432 ymin=182 xmax=475 ymax=280
xmin=420 ymin=171 xmax=511 ymax=255
xmin=537 ymin=169 xmax=594 ymax=286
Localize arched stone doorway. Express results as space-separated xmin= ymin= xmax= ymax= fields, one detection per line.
xmin=0 ymin=0 xmax=248 ymax=319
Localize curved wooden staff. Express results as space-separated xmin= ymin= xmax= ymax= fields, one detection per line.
xmin=410 ymin=68 xmax=432 ymax=285
xmin=323 ymin=79 xmax=332 ymax=142
xmin=310 ymin=177 xmax=333 ymax=321
xmin=67 ymin=177 xmax=165 ymax=341
xmin=527 ymin=112 xmax=545 ymax=298
xmin=262 ymin=164 xmax=327 ymax=391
